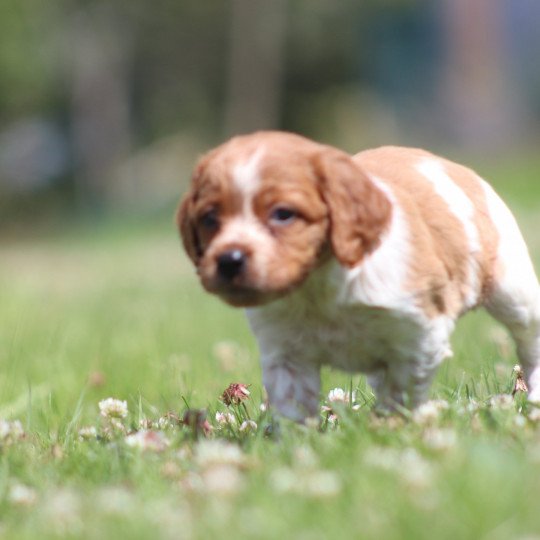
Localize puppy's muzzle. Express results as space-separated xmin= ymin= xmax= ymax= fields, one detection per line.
xmin=216 ymin=249 xmax=247 ymax=281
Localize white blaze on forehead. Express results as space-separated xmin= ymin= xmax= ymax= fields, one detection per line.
xmin=416 ymin=159 xmax=481 ymax=309
xmin=233 ymin=148 xmax=264 ymax=215
xmin=216 ymin=147 xmax=272 ymax=277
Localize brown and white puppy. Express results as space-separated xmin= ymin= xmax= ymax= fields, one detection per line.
xmin=178 ymin=131 xmax=540 ymax=421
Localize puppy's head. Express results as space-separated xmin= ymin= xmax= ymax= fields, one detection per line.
xmin=177 ymin=131 xmax=391 ymax=307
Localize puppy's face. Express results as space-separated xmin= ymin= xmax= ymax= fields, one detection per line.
xmin=178 ymin=132 xmax=391 ymax=307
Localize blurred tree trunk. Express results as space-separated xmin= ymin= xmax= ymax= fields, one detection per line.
xmin=68 ymin=5 xmax=132 ymax=211
xmin=439 ymin=0 xmax=522 ymax=149
xmin=224 ymin=0 xmax=287 ymax=137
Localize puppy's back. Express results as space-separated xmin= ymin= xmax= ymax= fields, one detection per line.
xmin=353 ymin=146 xmax=499 ymax=316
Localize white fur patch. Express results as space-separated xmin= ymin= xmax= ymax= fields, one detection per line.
xmin=233 ymin=149 xmax=264 ymax=215
xmin=416 ymin=159 xmax=481 ymax=309
xmin=480 ymin=178 xmax=540 ymax=402
xmin=214 ymin=216 xmax=273 ymax=284
xmin=216 ymin=148 xmax=272 ymax=279
xmin=340 ymin=178 xmax=414 ymax=313
xmin=480 ymin=178 xmax=540 ymax=317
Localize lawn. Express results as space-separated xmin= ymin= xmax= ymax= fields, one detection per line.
xmin=1 ymin=156 xmax=540 ymax=539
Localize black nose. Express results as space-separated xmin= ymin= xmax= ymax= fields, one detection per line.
xmin=216 ymin=249 xmax=246 ymax=281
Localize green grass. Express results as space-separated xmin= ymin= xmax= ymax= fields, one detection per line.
xmin=1 ymin=158 xmax=540 ymax=539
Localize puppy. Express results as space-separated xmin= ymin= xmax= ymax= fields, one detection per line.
xmin=178 ymin=131 xmax=540 ymax=421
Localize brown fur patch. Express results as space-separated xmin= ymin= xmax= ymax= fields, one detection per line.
xmin=354 ymin=146 xmax=498 ymax=317
xmin=314 ymin=149 xmax=392 ymax=267
xmin=441 ymin=159 xmax=499 ymax=301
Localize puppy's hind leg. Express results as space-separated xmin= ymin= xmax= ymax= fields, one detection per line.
xmin=486 ymin=284 xmax=540 ymax=402
xmin=368 ymin=360 xmax=440 ymax=412
xmin=480 ymin=179 xmax=540 ymax=401
xmin=483 ymin=224 xmax=540 ymax=401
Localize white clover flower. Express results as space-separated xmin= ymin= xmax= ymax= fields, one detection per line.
xmin=270 ymin=467 xmax=297 ymax=493
xmin=412 ymin=399 xmax=450 ymax=424
xmin=215 ymin=411 xmax=236 ymax=426
xmin=78 ymin=426 xmax=98 ymax=441
xmin=181 ymin=471 xmax=205 ymax=493
xmin=102 ymin=418 xmax=127 ymax=439
xmin=270 ymin=468 xmax=341 ymax=498
xmin=327 ymin=413 xmax=339 ymax=426
xmin=175 ymin=445 xmax=192 ymax=462
xmin=9 ymin=483 xmax=37 ymax=506
xmin=0 ymin=420 xmax=11 ymax=439
xmin=304 ymin=470 xmax=342 ymax=497
xmin=327 ymin=388 xmax=356 ymax=404
xmin=528 ymin=408 xmax=540 ymax=422
xmin=398 ymin=449 xmax=434 ymax=489
xmin=160 ymin=460 xmax=182 ymax=480
xmin=41 ymin=488 xmax=82 ymax=533
xmin=239 ymin=420 xmax=257 ymax=433
xmin=422 ymin=428 xmax=457 ymax=452
xmin=156 ymin=413 xmax=180 ymax=429
xmin=201 ymin=465 xmax=245 ymax=495
xmin=157 ymin=417 xmax=169 ymax=429
xmin=194 ymin=440 xmax=245 ymax=468
xmin=139 ymin=418 xmax=153 ymax=430
xmin=97 ymin=486 xmax=135 ymax=516
xmin=462 ymin=400 xmax=479 ymax=414
xmin=456 ymin=399 xmax=480 ymax=417
xmin=110 ymin=418 xmax=126 ymax=431
xmin=193 ymin=440 xmax=247 ymax=495
xmin=293 ymin=445 xmax=319 ymax=469
xmin=98 ymin=398 xmax=128 ymax=419
xmin=0 ymin=419 xmax=24 ymax=444
xmin=124 ymin=430 xmax=170 ymax=452
xmin=260 ymin=403 xmax=268 ymax=413
xmin=327 ymin=388 xmax=347 ymax=402
xmin=489 ymin=394 xmax=514 ymax=410
xmin=9 ymin=420 xmax=24 ymax=438
xmin=514 ymin=415 xmax=527 ymax=428
xmin=157 ymin=416 xmax=175 ymax=429
xmin=364 ymin=447 xmax=433 ymax=489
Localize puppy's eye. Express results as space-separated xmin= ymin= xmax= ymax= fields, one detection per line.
xmin=199 ymin=208 xmax=219 ymax=230
xmin=269 ymin=207 xmax=297 ymax=225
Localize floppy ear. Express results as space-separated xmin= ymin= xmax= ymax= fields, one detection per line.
xmin=176 ymin=189 xmax=201 ymax=265
xmin=314 ymin=150 xmax=391 ymax=267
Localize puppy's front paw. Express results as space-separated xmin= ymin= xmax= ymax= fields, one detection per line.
xmin=263 ymin=361 xmax=320 ymax=423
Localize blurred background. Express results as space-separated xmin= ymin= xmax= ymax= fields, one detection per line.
xmin=1 ymin=0 xmax=539 ymax=230
xmin=0 ymin=0 xmax=540 ymax=425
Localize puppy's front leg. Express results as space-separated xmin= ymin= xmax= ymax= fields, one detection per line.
xmin=262 ymin=357 xmax=320 ymax=423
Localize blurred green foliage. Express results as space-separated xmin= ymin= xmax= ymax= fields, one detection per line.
xmin=0 ymin=1 xmax=538 ymax=225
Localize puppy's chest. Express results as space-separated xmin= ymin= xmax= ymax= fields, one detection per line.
xmin=248 ymin=302 xmax=425 ymax=372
